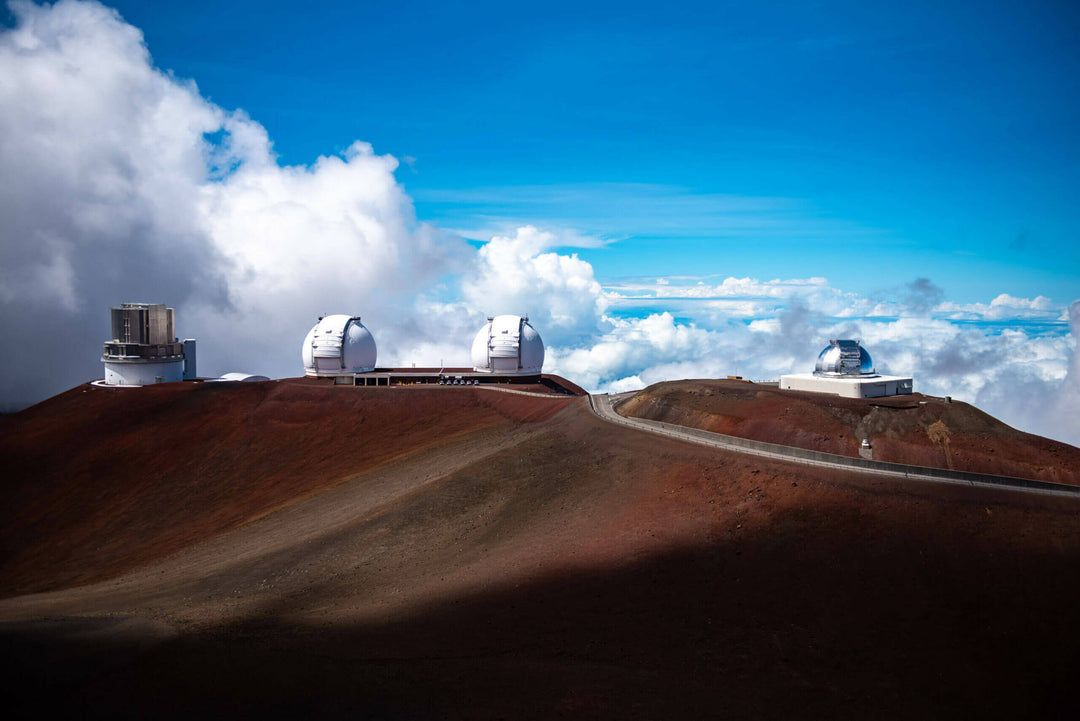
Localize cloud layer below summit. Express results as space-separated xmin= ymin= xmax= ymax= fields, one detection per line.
xmin=0 ymin=1 xmax=1076 ymax=445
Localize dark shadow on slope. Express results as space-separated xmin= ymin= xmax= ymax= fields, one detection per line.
xmin=4 ymin=514 xmax=1080 ymax=721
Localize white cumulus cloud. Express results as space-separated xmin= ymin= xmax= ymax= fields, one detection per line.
xmin=462 ymin=225 xmax=609 ymax=345
xmin=0 ymin=0 xmax=467 ymax=399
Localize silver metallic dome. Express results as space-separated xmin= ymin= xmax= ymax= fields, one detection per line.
xmin=813 ymin=339 xmax=875 ymax=377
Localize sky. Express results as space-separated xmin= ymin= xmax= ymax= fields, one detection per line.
xmin=1 ymin=0 xmax=1078 ymax=445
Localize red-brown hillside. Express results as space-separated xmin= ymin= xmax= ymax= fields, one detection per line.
xmin=1 ymin=379 xmax=1079 ymax=719
xmin=618 ymin=378 xmax=1080 ymax=484
xmin=0 ymin=378 xmax=573 ymax=596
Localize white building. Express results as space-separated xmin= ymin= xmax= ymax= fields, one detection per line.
xmin=302 ymin=315 xmax=377 ymax=376
xmin=101 ymin=303 xmax=196 ymax=386
xmin=780 ymin=339 xmax=912 ymax=398
xmin=471 ymin=315 xmax=545 ymax=375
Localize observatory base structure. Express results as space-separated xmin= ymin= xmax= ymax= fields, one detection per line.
xmin=779 ymin=373 xmax=913 ymax=399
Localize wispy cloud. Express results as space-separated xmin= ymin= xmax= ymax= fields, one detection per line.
xmin=603 ymin=275 xmax=1070 ymax=325
xmin=416 ymin=182 xmax=885 ymax=243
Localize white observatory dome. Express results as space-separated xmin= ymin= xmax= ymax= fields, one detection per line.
xmin=302 ymin=315 xmax=377 ymax=376
xmin=813 ymin=339 xmax=875 ymax=377
xmin=471 ymin=315 xmax=545 ymax=375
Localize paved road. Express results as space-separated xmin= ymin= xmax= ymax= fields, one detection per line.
xmin=588 ymin=393 xmax=1080 ymax=499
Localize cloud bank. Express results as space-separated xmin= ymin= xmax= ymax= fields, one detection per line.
xmin=0 ymin=0 xmax=467 ymax=395
xmin=1 ymin=1 xmax=1077 ymax=448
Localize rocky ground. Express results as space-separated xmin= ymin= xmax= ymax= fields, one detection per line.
xmin=618 ymin=378 xmax=1080 ymax=484
xmin=1 ymin=379 xmax=1078 ymax=719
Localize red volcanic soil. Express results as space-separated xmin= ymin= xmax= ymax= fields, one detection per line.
xmin=2 ymin=380 xmax=1080 ymax=719
xmin=618 ymin=378 xmax=1080 ymax=484
xmin=0 ymin=378 xmax=572 ymax=596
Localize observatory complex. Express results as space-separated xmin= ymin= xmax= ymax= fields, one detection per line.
xmin=780 ymin=339 xmax=913 ymax=398
xmin=300 ymin=313 xmax=551 ymax=387
xmin=101 ymin=303 xmax=196 ymax=386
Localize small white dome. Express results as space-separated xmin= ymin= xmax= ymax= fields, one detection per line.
xmin=216 ymin=372 xmax=269 ymax=382
xmin=302 ymin=315 xmax=377 ymax=376
xmin=471 ymin=315 xmax=544 ymax=374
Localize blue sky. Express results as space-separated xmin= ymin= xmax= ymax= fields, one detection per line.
xmin=0 ymin=0 xmax=1078 ymax=444
xmin=92 ymin=0 xmax=1080 ymax=302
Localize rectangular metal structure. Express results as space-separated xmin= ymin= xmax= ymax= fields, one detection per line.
xmin=109 ymin=303 xmax=175 ymax=345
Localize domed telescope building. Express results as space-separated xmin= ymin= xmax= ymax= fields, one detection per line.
xmin=302 ymin=315 xmax=377 ymax=377
xmin=296 ymin=313 xmax=562 ymax=388
xmin=779 ymin=339 xmax=912 ymax=398
xmin=101 ymin=303 xmax=196 ymax=386
xmin=471 ymin=315 xmax=545 ymax=376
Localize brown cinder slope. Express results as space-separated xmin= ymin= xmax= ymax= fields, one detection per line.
xmin=619 ymin=378 xmax=1080 ymax=484
xmin=1 ymin=382 xmax=1079 ymax=720
xmin=0 ymin=378 xmax=572 ymax=596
